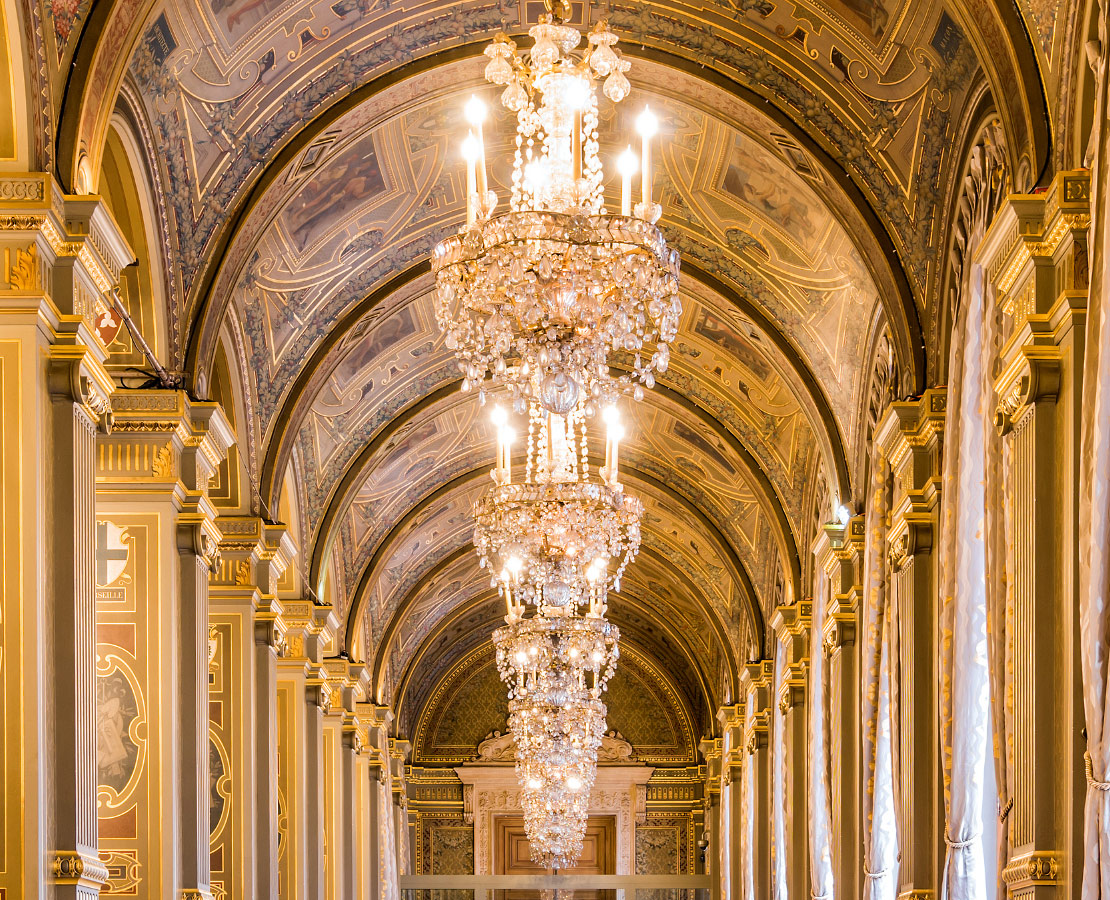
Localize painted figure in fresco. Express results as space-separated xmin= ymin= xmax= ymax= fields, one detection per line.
xmin=830 ymin=0 xmax=889 ymax=37
xmin=96 ymin=671 xmax=139 ymax=793
xmin=284 ymin=137 xmax=387 ymax=250
xmin=722 ymin=134 xmax=822 ymax=244
xmin=210 ymin=740 xmax=226 ymax=833
xmin=208 ymin=0 xmax=288 ymax=36
xmin=690 ymin=308 xmax=772 ymax=382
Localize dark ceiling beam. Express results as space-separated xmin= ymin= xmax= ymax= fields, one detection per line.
xmin=341 ymin=462 xmax=757 ymax=666
xmin=184 ymin=43 xmax=929 ymax=420
xmin=306 ymin=372 xmax=803 ymax=616
xmin=373 ymin=552 xmax=724 ymax=716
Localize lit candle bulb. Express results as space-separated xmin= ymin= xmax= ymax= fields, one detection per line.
xmin=461 ymin=132 xmax=479 ymax=227
xmin=465 ymin=96 xmax=488 ymax=203
xmin=499 ymin=426 xmax=514 ymax=483
xmin=501 ymin=567 xmax=514 ymax=618
xmin=635 ymin=107 xmax=658 ymax=216
xmin=617 ymin=146 xmax=638 ymax=217
xmin=602 ymin=405 xmax=623 ymax=485
xmin=491 ymin=405 xmax=509 ymax=483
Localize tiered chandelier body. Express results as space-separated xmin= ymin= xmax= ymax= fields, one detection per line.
xmin=433 ymin=0 xmax=679 ymax=870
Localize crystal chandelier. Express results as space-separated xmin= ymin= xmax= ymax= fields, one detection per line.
xmin=434 ymin=1 xmax=678 ymax=869
xmin=493 ymin=614 xmax=619 ymax=869
xmin=432 ymin=4 xmax=681 ymax=417
xmin=480 ymin=398 xmax=634 ymax=868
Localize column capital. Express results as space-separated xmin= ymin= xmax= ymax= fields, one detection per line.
xmin=873 ymin=389 xmax=946 ymax=475
xmin=99 ymin=390 xmax=234 ymax=496
xmin=978 ymin=169 xmax=1090 ymax=308
xmin=0 ymin=173 xmax=134 ymax=327
xmin=50 ymin=849 xmax=110 ymax=890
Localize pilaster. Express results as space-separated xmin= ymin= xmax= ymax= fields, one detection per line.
xmin=770 ymin=601 xmax=811 ymax=900
xmin=698 ymin=736 xmax=723 ymax=899
xmin=276 ymin=601 xmax=336 ymax=900
xmin=362 ymin=705 xmax=399 ymax=900
xmin=95 ymin=390 xmax=232 ymax=900
xmin=980 ymin=170 xmax=1089 ymax=899
xmin=874 ymin=389 xmax=946 ymax=900
xmin=209 ymin=516 xmax=295 ymax=900
xmin=715 ymin=707 xmax=742 ymax=900
xmin=815 ymin=519 xmax=863 ymax=900
xmin=0 ymin=174 xmax=132 ymax=900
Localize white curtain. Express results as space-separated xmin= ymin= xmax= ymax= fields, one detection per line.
xmin=379 ymin=771 xmax=399 ymax=900
xmin=861 ymin=453 xmax=899 ymax=900
xmin=1082 ymin=3 xmax=1110 ymax=895
xmin=938 ymin=262 xmax=991 ymax=900
xmin=772 ymin=638 xmax=788 ymax=900
xmin=742 ymin=686 xmax=756 ymax=900
xmin=809 ymin=564 xmax=835 ymax=900
xmin=720 ymin=723 xmax=732 ymax=900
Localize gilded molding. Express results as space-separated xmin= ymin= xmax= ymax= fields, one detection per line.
xmin=50 ymin=850 xmax=110 ymax=886
xmin=994 ymin=351 xmax=1062 ymax=435
xmin=1002 ymin=851 xmax=1060 ymax=887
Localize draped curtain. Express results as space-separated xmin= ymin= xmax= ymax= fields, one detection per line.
xmin=809 ymin=564 xmax=835 ymax=900
xmin=1081 ymin=3 xmax=1110 ymax=895
xmin=861 ymin=454 xmax=899 ymax=900
xmin=379 ymin=772 xmax=399 ymax=900
xmin=742 ymin=685 xmax=756 ymax=900
xmin=772 ymin=638 xmax=788 ymax=900
xmin=938 ymin=262 xmax=992 ymax=900
xmin=983 ymin=260 xmax=1015 ymax=896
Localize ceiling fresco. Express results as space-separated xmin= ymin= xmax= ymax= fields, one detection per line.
xmin=333 ymin=451 xmax=760 ymax=663
xmin=294 ymin=278 xmax=821 ymax=560
xmin=38 ymin=0 xmax=1056 ymax=749
xmin=119 ymin=0 xmax=1028 ymax=331
xmin=212 ymin=67 xmax=886 ymax=466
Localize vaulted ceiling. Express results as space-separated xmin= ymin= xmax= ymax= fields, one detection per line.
xmin=42 ymin=0 xmax=1055 ymax=737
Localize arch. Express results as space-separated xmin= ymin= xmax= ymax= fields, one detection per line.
xmin=262 ymin=262 xmax=853 ymax=554
xmin=340 ymin=462 xmax=763 ymax=664
xmin=380 ymin=581 xmax=724 ymax=727
xmin=305 ymin=377 xmax=805 ymax=625
xmin=181 ymin=46 xmax=928 ymax=401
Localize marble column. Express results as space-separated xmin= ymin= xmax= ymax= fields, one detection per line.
xmin=771 ymin=601 xmax=811 ymax=900
xmin=814 ymin=519 xmax=863 ymax=900
xmin=740 ymin=661 xmax=772 ymax=899
xmin=979 ymin=170 xmax=1089 ymax=897
xmin=0 ymin=174 xmax=130 ymax=900
xmin=210 ymin=516 xmax=296 ymax=899
xmin=715 ymin=709 xmax=741 ymax=900
xmin=874 ymin=390 xmax=946 ymax=900
xmin=276 ymin=602 xmax=337 ymax=900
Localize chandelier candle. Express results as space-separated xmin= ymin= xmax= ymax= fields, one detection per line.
xmin=434 ymin=2 xmax=678 ymax=870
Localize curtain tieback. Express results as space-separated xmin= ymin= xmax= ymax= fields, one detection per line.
xmin=1085 ymin=751 xmax=1110 ymax=790
xmin=944 ymin=828 xmax=979 ymax=850
xmin=863 ymin=867 xmax=890 ymax=880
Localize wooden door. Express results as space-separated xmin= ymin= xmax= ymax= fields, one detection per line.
xmin=494 ymin=816 xmax=616 ymax=900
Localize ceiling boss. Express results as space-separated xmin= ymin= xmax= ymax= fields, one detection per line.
xmin=433 ymin=0 xmax=680 ymax=870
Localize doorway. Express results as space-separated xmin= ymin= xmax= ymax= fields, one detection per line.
xmin=493 ymin=815 xmax=616 ymax=900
